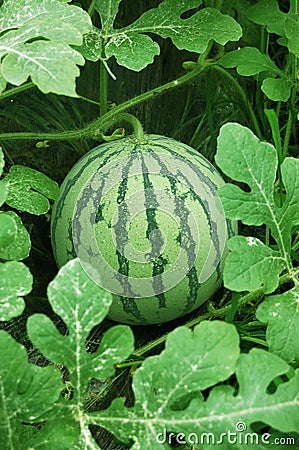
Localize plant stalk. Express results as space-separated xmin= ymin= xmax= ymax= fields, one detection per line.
xmin=211 ymin=64 xmax=263 ymax=140
xmin=0 ymin=82 xmax=35 ymax=101
xmin=0 ymin=65 xmax=206 ymax=143
xmin=95 ymin=112 xmax=146 ymax=143
xmin=100 ymin=59 xmax=108 ymax=116
xmin=88 ymin=0 xmax=97 ymax=16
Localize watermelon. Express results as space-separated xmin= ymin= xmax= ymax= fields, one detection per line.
xmin=51 ymin=134 xmax=236 ymax=325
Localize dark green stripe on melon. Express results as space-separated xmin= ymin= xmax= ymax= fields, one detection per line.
xmin=113 ymin=149 xmax=145 ymax=321
xmin=141 ymin=153 xmax=167 ymax=309
xmin=51 ymin=134 xmax=236 ymax=325
xmin=153 ymin=143 xmax=223 ymax=282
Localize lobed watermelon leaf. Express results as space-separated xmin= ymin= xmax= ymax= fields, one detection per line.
xmin=88 ymin=330 xmax=299 ymax=449
xmin=0 ymin=331 xmax=63 ymax=450
xmin=3 ymin=165 xmax=59 ymax=215
xmin=247 ymin=0 xmax=286 ymax=36
xmin=27 ymin=259 xmax=135 ymax=449
xmin=285 ymin=13 xmax=299 ymax=58
xmin=247 ymin=0 xmax=299 ymax=59
xmin=0 ymin=212 xmax=17 ymax=249
xmin=215 ymin=122 xmax=299 ymax=363
xmin=256 ymin=286 xmax=299 ymax=363
xmin=219 ymin=47 xmax=292 ymax=101
xmin=0 ymin=261 xmax=32 ymax=320
xmin=79 ymin=0 xmax=242 ymax=72
xmin=0 ymin=0 xmax=92 ymax=96
xmin=223 ymin=235 xmax=285 ymax=294
xmin=0 ymin=146 xmax=34 ymax=320
xmin=0 ymin=211 xmax=31 ymax=261
xmin=3 ymin=259 xmax=298 ymax=448
xmin=215 ymin=123 xmax=299 ymax=273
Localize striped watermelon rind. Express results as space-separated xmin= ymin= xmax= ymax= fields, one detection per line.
xmin=51 ymin=134 xmax=236 ymax=325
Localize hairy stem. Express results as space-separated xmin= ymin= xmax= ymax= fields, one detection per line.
xmin=0 ymin=82 xmax=35 ymax=101
xmin=0 ymin=65 xmax=206 ymax=143
xmin=95 ymin=112 xmax=146 ymax=143
xmin=100 ymin=59 xmax=108 ymax=116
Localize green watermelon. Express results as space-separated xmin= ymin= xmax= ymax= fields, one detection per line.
xmin=51 ymin=134 xmax=236 ymax=325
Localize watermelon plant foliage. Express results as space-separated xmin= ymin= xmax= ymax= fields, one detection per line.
xmin=0 ymin=146 xmax=59 ymax=321
xmin=79 ymin=0 xmax=242 ymax=72
xmin=216 ymin=123 xmax=299 ymax=363
xmin=0 ymin=259 xmax=298 ymax=449
xmin=219 ymin=0 xmax=299 ymax=101
xmin=0 ymin=0 xmax=298 ymax=448
xmin=3 ymin=165 xmax=59 ymax=215
xmin=0 ymin=0 xmax=92 ymax=96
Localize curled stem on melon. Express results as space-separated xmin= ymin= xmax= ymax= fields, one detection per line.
xmin=92 ymin=112 xmax=147 ymax=143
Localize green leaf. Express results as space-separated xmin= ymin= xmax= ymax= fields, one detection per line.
xmin=175 ymin=349 xmax=299 ymax=441
xmin=0 ymin=261 xmax=32 ymax=320
xmin=223 ymin=236 xmax=286 ymax=293
xmin=0 ymin=181 xmax=6 ymax=207
xmin=105 ymin=33 xmax=160 ymax=72
xmin=215 ymin=123 xmax=299 ymax=364
xmin=215 ymin=123 xmax=299 ymax=260
xmin=0 ymin=70 xmax=7 ymax=94
xmin=27 ymin=258 xmax=133 ymax=382
xmin=285 ymin=14 xmax=299 ymax=57
xmin=118 ymin=2 xmax=242 ymax=57
xmin=24 ymin=419 xmax=80 ymax=450
xmin=95 ymin=0 xmax=122 ymax=35
xmin=220 ymin=47 xmax=279 ymax=76
xmin=88 ymin=329 xmax=299 ymax=448
xmin=3 ymin=165 xmax=59 ymax=215
xmin=0 ymin=0 xmax=92 ymax=96
xmin=83 ymin=0 xmax=242 ymax=71
xmin=219 ymin=47 xmax=290 ymax=101
xmin=257 ymin=287 xmax=299 ymax=363
xmin=261 ymin=77 xmax=292 ymax=102
xmin=0 ymin=212 xmax=17 ymax=248
xmin=0 ymin=146 xmax=4 ymax=175
xmin=133 ymin=321 xmax=240 ymax=413
xmin=0 ymin=331 xmax=62 ymax=450
xmin=27 ymin=259 xmax=135 ymax=449
xmin=247 ymin=0 xmax=286 ymax=36
xmin=247 ymin=0 xmax=299 ymax=60
xmin=89 ymin=321 xmax=240 ymax=445
xmin=1 ymin=42 xmax=84 ymax=97
xmin=0 ymin=211 xmax=31 ymax=261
